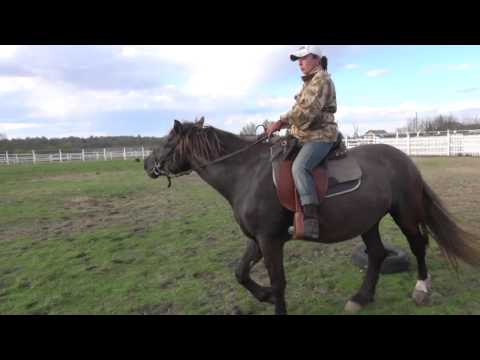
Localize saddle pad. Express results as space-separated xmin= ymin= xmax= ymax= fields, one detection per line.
xmin=327 ymin=155 xmax=362 ymax=184
xmin=272 ymin=155 xmax=362 ymax=212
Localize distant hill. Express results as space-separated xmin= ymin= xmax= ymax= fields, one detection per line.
xmin=0 ymin=136 xmax=167 ymax=153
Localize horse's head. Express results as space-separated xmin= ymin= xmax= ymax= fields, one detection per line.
xmin=144 ymin=117 xmax=207 ymax=179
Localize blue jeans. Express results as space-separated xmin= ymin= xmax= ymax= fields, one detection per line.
xmin=292 ymin=141 xmax=335 ymax=205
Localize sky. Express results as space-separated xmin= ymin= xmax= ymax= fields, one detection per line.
xmin=0 ymin=45 xmax=480 ymax=139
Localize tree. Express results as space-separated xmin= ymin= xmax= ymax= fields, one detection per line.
xmin=240 ymin=122 xmax=258 ymax=136
xmin=352 ymin=123 xmax=359 ymax=138
xmin=397 ymin=114 xmax=473 ymax=133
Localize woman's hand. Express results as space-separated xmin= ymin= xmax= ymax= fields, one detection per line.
xmin=266 ymin=120 xmax=285 ymax=138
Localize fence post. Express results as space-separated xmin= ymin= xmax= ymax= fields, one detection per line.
xmin=407 ymin=133 xmax=411 ymax=156
xmin=16 ymin=154 xmax=18 ymax=164
xmin=32 ymin=150 xmax=36 ymax=164
xmin=123 ymin=147 xmax=126 ymax=160
xmin=103 ymin=148 xmax=107 ymax=161
xmin=96 ymin=152 xmax=99 ymax=161
xmin=82 ymin=149 xmax=85 ymax=161
xmin=5 ymin=151 xmax=9 ymax=165
xmin=142 ymin=146 xmax=145 ymax=159
xmin=447 ymin=129 xmax=451 ymax=156
xmin=345 ymin=137 xmax=349 ymax=149
xmin=59 ymin=149 xmax=63 ymax=162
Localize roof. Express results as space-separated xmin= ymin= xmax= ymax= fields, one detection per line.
xmin=364 ymin=130 xmax=388 ymax=136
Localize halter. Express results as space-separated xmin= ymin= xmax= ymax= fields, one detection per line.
xmin=151 ymin=133 xmax=270 ymax=188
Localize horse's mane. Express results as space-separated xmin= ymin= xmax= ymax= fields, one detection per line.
xmin=173 ymin=121 xmax=260 ymax=165
xmin=174 ymin=123 xmax=223 ymax=164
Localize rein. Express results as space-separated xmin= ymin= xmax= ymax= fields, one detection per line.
xmin=153 ymin=133 xmax=270 ymax=188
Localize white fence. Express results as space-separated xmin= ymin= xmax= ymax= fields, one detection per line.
xmin=2 ymin=130 xmax=480 ymax=166
xmin=345 ymin=130 xmax=480 ymax=157
xmin=0 ymin=147 xmax=153 ymax=165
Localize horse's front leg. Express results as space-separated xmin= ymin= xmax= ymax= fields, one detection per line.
xmin=235 ymin=239 xmax=275 ymax=304
xmin=258 ymin=237 xmax=287 ymax=315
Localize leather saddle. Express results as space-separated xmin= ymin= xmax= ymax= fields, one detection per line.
xmin=270 ymin=133 xmax=362 ymax=239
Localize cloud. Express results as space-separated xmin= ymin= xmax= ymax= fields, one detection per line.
xmin=457 ymin=87 xmax=478 ymax=93
xmin=256 ymin=96 xmax=294 ymax=109
xmin=366 ymin=69 xmax=390 ymax=77
xmin=118 ymin=45 xmax=289 ymax=98
xmin=0 ymin=76 xmax=38 ymax=95
xmin=0 ymin=122 xmax=43 ymax=130
xmin=336 ymin=99 xmax=480 ymax=136
xmin=0 ymin=46 xmax=20 ymax=60
xmin=448 ymin=64 xmax=472 ymax=70
xmin=220 ymin=112 xmax=282 ymax=133
xmin=344 ymin=64 xmax=359 ymax=70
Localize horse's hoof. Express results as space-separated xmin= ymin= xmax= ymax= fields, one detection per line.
xmin=412 ymin=290 xmax=431 ymax=306
xmin=344 ymin=300 xmax=363 ymax=313
xmin=412 ymin=275 xmax=432 ymax=306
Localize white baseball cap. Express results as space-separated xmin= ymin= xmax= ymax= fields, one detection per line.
xmin=290 ymin=45 xmax=323 ymax=61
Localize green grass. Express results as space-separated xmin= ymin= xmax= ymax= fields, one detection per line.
xmin=1 ymin=157 xmax=480 ymax=315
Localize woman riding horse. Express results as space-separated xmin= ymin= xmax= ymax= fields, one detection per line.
xmin=267 ymin=45 xmax=338 ymax=241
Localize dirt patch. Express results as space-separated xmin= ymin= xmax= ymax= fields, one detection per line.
xmin=64 ymin=196 xmax=100 ymax=209
xmin=4 ymin=191 xmax=172 ymax=242
xmin=42 ymin=173 xmax=102 ymax=182
xmin=134 ymin=302 xmax=177 ymax=315
xmin=193 ymin=271 xmax=215 ymax=280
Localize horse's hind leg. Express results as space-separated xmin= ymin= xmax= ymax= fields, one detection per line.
xmin=235 ymin=239 xmax=275 ymax=305
xmin=346 ymin=222 xmax=387 ymax=312
xmin=390 ymin=208 xmax=431 ymax=305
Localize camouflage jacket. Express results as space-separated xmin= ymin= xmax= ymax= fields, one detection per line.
xmin=280 ymin=67 xmax=338 ymax=143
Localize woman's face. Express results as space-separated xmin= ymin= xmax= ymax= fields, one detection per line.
xmin=299 ymin=54 xmax=320 ymax=75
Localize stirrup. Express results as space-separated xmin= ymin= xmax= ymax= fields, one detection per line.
xmin=303 ymin=218 xmax=320 ymax=240
xmin=288 ymin=226 xmax=294 ymax=235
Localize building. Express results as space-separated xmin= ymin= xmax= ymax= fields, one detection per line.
xmin=364 ymin=130 xmax=389 ymax=138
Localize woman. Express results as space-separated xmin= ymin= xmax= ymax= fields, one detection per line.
xmin=267 ymin=45 xmax=338 ymax=241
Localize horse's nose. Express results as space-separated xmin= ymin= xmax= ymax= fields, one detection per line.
xmin=144 ymin=155 xmax=156 ymax=173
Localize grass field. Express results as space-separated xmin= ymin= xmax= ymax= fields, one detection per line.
xmin=1 ymin=156 xmax=480 ymax=315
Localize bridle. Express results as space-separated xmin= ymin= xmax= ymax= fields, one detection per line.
xmin=151 ymin=131 xmax=270 ymax=188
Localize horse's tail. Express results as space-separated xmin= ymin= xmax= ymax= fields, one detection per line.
xmin=421 ymin=181 xmax=480 ymax=270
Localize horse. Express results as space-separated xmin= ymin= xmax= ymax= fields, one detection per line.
xmin=144 ymin=118 xmax=480 ymax=315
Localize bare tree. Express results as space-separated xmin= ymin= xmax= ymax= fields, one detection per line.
xmin=239 ymin=122 xmax=258 ymax=136
xmin=352 ymin=123 xmax=359 ymax=138
xmin=398 ymin=114 xmax=473 ymax=133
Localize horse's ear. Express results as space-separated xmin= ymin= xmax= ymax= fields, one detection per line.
xmin=196 ymin=116 xmax=205 ymax=128
xmin=173 ymin=120 xmax=183 ymax=134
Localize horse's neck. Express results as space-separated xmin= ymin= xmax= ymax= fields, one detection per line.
xmin=192 ymin=130 xmax=264 ymax=204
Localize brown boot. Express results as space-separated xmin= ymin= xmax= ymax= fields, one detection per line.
xmin=303 ymin=204 xmax=320 ymax=240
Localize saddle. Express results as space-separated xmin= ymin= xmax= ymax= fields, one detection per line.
xmin=270 ymin=133 xmax=362 ymax=239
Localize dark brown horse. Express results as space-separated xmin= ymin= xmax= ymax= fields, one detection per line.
xmin=144 ymin=118 xmax=480 ymax=315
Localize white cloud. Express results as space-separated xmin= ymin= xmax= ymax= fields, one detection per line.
xmin=366 ymin=69 xmax=390 ymax=77
xmin=0 ymin=76 xmax=183 ymax=119
xmin=120 ymin=46 xmax=139 ymax=58
xmin=457 ymin=87 xmax=478 ymax=93
xmin=0 ymin=76 xmax=37 ymax=94
xmin=0 ymin=45 xmax=20 ymax=60
xmin=448 ymin=63 xmax=472 ymax=70
xmin=219 ymin=112 xmax=282 ymax=133
xmin=336 ymin=99 xmax=480 ymax=136
xmin=118 ymin=45 xmax=288 ymax=98
xmin=344 ymin=64 xmax=359 ymax=70
xmin=257 ymin=96 xmax=294 ymax=109
xmin=0 ymin=122 xmax=43 ymax=130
